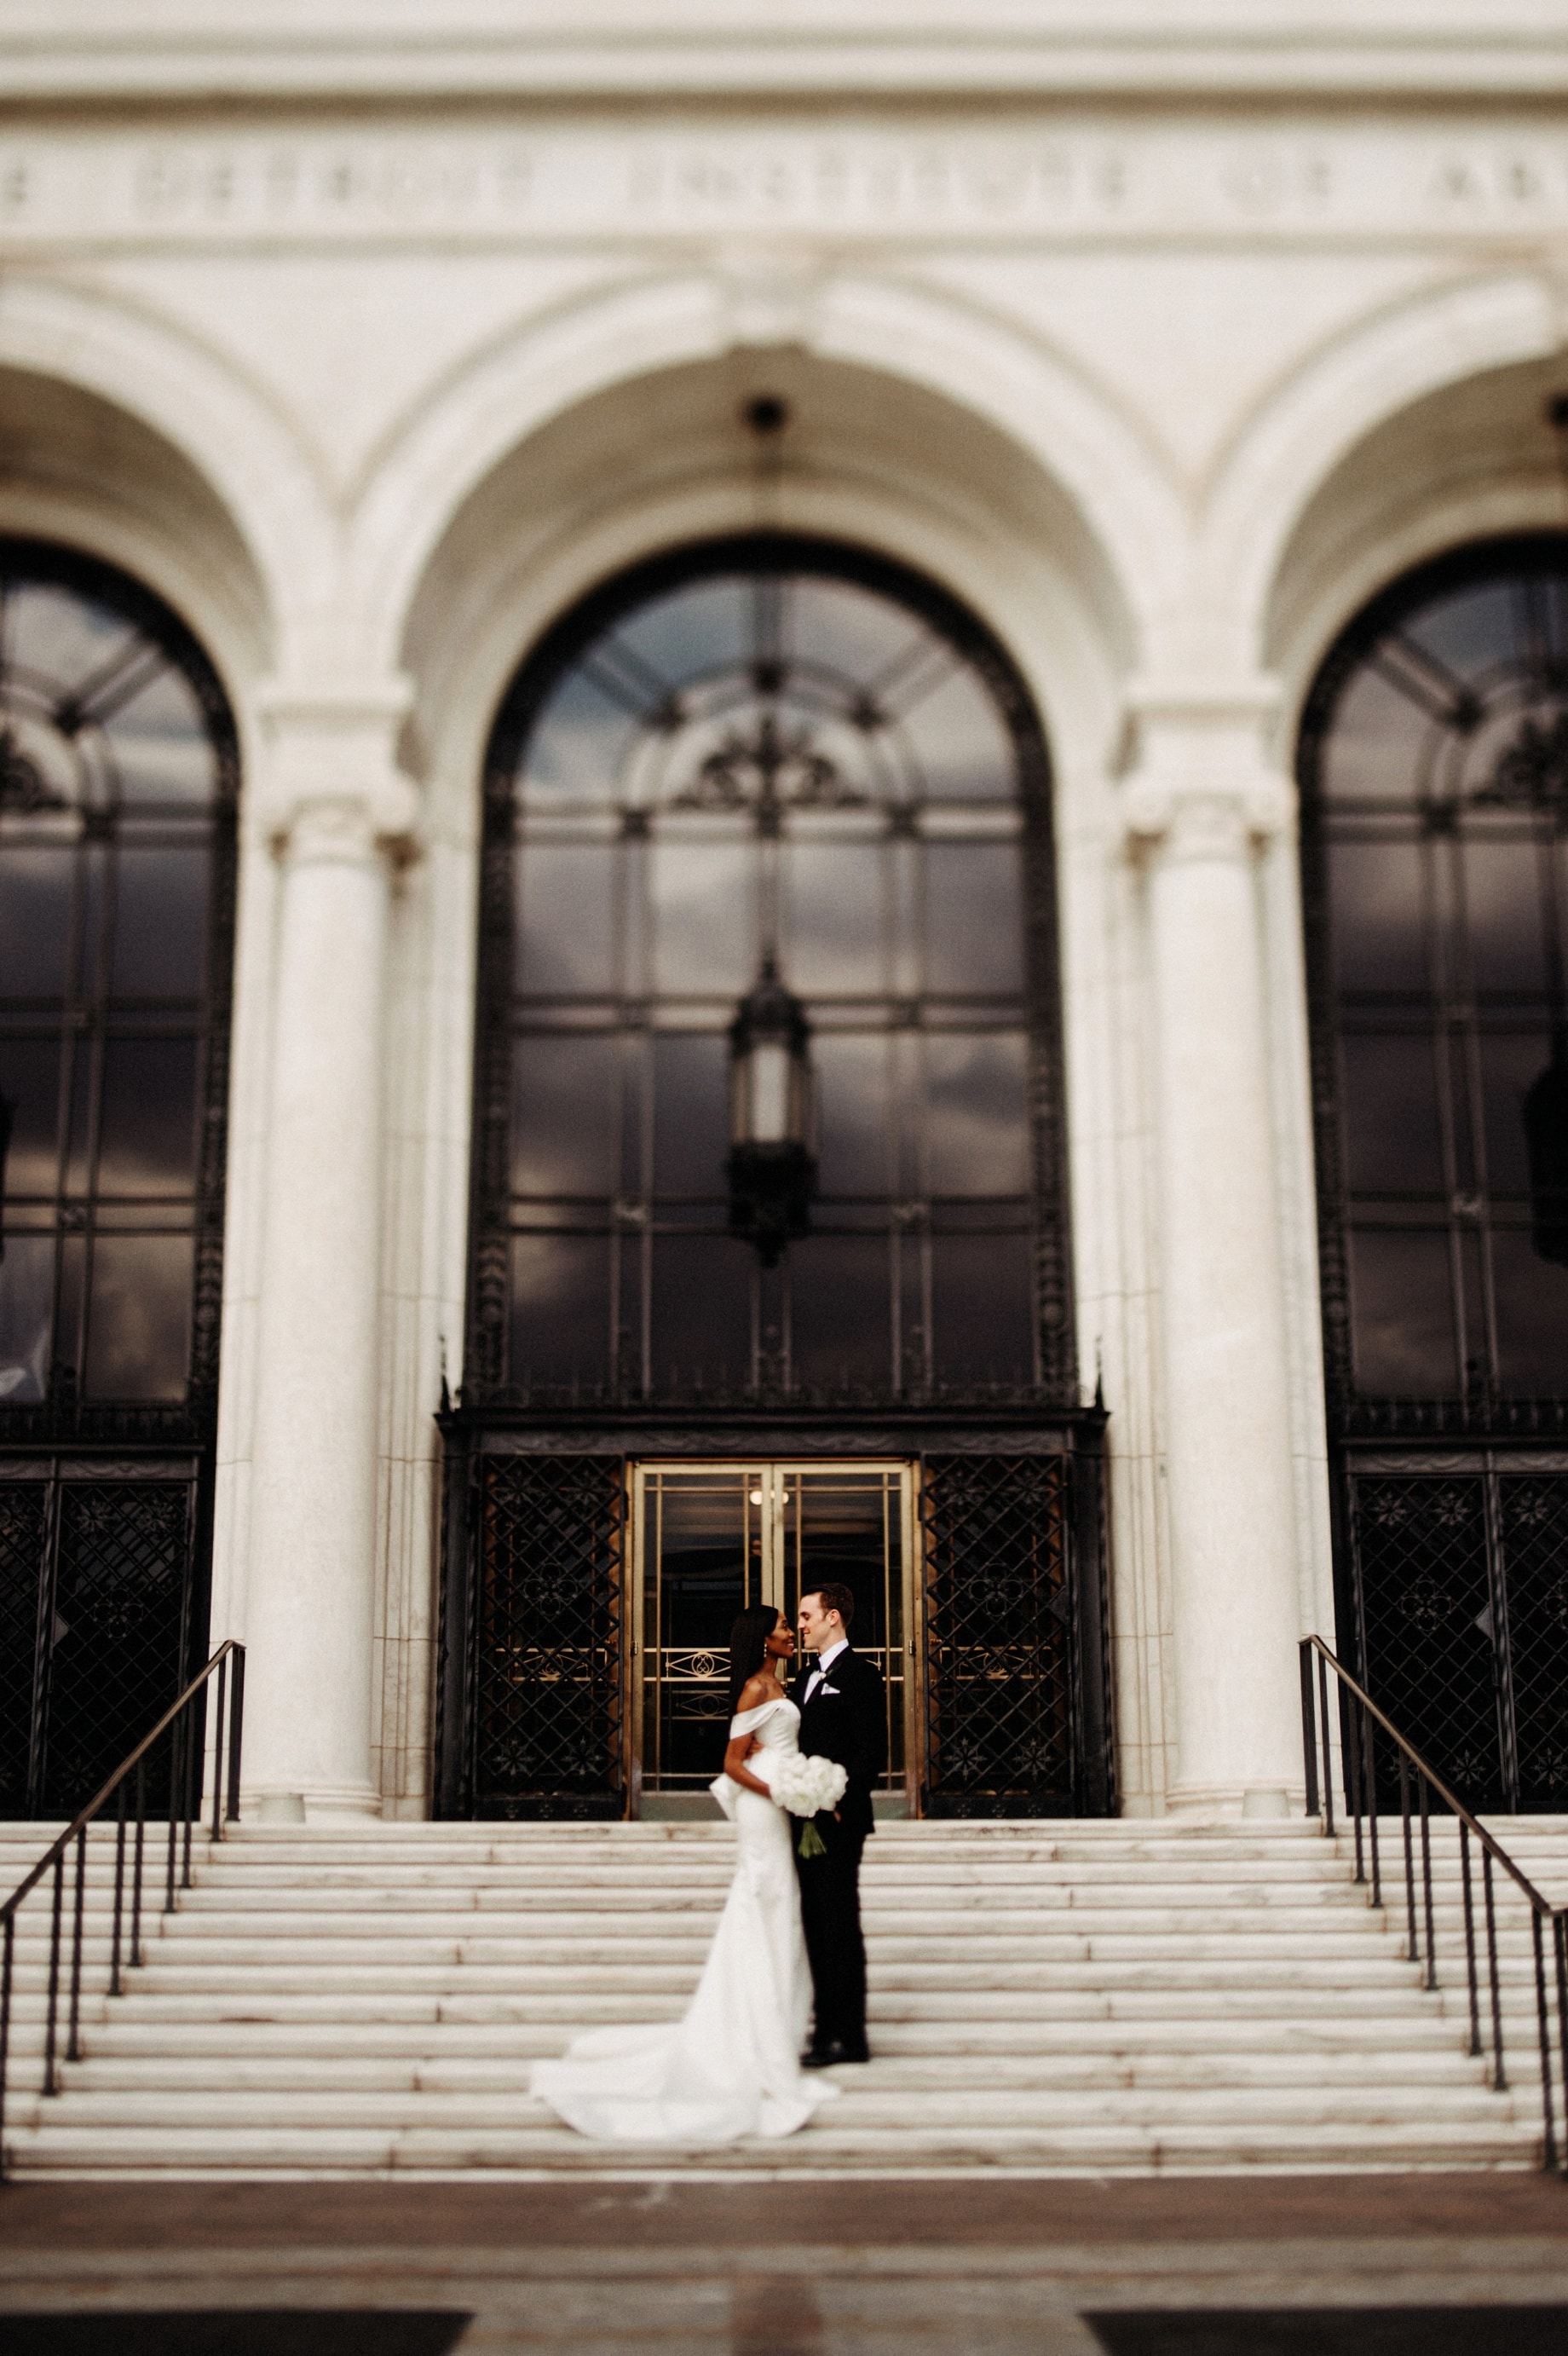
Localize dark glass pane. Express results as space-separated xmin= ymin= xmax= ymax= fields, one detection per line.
xmin=509 ymin=1232 xmax=609 ymax=1386
xmin=101 ymin=665 xmax=217 ymax=807
xmin=0 ymin=1036 xmax=61 ymax=1196
xmin=84 ymin=1233 xmax=192 ymax=1400
xmin=97 ymin=1037 xmax=199 ymax=1198
xmin=931 ymin=1232 xmax=1035 ymax=1385
xmin=1490 ymin=1228 xmax=1568 ymax=1394
xmin=785 ymin=841 xmax=885 ymax=996
xmin=652 ymin=1034 xmax=728 ymax=1196
xmin=1481 ymin=1031 xmax=1551 ymax=1198
xmin=0 ymin=849 xmax=73 ymax=999
xmin=511 ymin=1035 xmax=620 ymax=1198
xmin=926 ymin=1033 xmax=1029 ymax=1197
xmin=6 ymin=580 xmax=128 ymax=696
xmin=816 ymin=1035 xmax=890 ymax=1196
xmin=617 ymin=576 xmax=747 ymax=684
xmin=925 ymin=843 xmax=1022 ymax=995
xmin=515 ymin=843 xmax=616 ymax=995
xmin=1340 ymin=1033 xmax=1444 ymax=1194
xmin=649 ymin=1233 xmax=751 ymax=1389
xmin=651 ymin=1473 xmax=750 ymax=1782
xmin=793 ymin=1475 xmax=898 ymax=1660
xmin=1405 ymin=580 xmax=1517 ymax=675
xmin=520 ymin=667 xmax=641 ymax=804
xmin=901 ymin=666 xmax=1014 ymax=802
xmin=0 ymin=1233 xmax=52 ymax=1401
xmin=1462 ymin=839 xmax=1547 ymax=995
xmin=1327 ymin=840 xmax=1428 ymax=994
xmin=1349 ymin=1228 xmax=1456 ymax=1395
xmin=788 ymin=579 xmax=925 ymax=688
xmin=649 ymin=838 xmax=752 ymax=996
xmin=791 ymin=1233 xmax=891 ymax=1389
xmin=1320 ymin=667 xmax=1427 ymax=806
xmin=111 ymin=845 xmax=209 ymax=997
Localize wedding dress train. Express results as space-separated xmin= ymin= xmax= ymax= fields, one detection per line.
xmin=531 ymin=1696 xmax=839 ymax=2142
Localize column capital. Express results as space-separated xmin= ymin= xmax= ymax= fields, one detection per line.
xmin=253 ymin=676 xmax=418 ymax=860
xmin=1118 ymin=672 xmax=1294 ymax=861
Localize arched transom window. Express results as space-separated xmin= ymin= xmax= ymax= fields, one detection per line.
xmin=466 ymin=535 xmax=1074 ymax=1405
xmin=1301 ymin=534 xmax=1568 ymax=1413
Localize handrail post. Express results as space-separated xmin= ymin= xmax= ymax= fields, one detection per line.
xmin=1317 ymin=1649 xmax=1335 ymax=1838
xmin=0 ymin=1914 xmax=13 ymax=2185
xmin=42 ymin=1850 xmax=64 ymax=2098
xmin=109 ymin=1782 xmax=126 ymax=2001
xmin=66 ymin=1825 xmax=87 ymax=2063
xmin=1418 ymin=1776 xmax=1436 ymax=1991
xmin=1554 ymin=1913 xmax=1568 ymax=2178
xmin=130 ymin=1759 xmax=146 ymax=1970
xmin=1398 ymin=1757 xmax=1418 ymax=1964
xmin=1363 ymin=1699 xmax=1381 ymax=1909
xmin=1460 ymin=1821 xmax=1481 ymax=2058
xmin=1347 ymin=1690 xmax=1366 ymax=1885
xmin=181 ymin=1701 xmax=196 ymax=1891
xmin=164 ymin=1708 xmax=180 ymax=1916
xmin=1484 ymin=1847 xmax=1507 ymax=2092
xmin=227 ymin=1647 xmax=245 ymax=1825
xmin=1533 ymin=1908 xmax=1557 ymax=2172
xmin=1300 ymin=1638 xmax=1320 ymax=1820
xmin=210 ymin=1654 xmax=228 ymax=1844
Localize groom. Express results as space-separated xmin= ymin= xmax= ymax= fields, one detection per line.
xmin=795 ymin=1583 xmax=885 ymax=2067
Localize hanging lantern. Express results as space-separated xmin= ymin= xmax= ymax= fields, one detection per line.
xmin=727 ymin=959 xmax=816 ymax=1266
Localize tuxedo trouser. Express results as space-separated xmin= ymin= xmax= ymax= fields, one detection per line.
xmin=797 ymin=1816 xmax=868 ymax=2047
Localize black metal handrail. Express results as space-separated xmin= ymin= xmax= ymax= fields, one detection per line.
xmin=0 ymin=1640 xmax=245 ymax=2180
xmin=1300 ymin=1633 xmax=1567 ymax=2171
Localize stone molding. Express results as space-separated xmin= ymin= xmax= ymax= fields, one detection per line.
xmin=255 ymin=679 xmax=419 ymax=859
xmin=1119 ymin=677 xmax=1294 ymax=858
xmin=1 ymin=3 xmax=1564 ymax=105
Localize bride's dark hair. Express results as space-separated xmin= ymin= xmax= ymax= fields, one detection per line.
xmin=728 ymin=1603 xmax=781 ymax=1712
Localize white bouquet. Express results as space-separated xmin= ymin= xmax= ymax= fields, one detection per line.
xmin=772 ymin=1753 xmax=849 ymax=1857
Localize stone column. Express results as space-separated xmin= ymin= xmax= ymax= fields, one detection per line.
xmin=242 ymin=684 xmax=416 ymax=1819
xmin=1125 ymin=684 xmax=1304 ymax=1816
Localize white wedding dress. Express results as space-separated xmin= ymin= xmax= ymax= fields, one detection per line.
xmin=531 ymin=1696 xmax=839 ymax=2142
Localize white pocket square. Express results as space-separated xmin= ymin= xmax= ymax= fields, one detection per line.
xmin=817 ymin=1683 xmax=841 ymax=1696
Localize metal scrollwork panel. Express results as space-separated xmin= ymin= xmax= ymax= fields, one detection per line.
xmin=469 ymin=1453 xmax=625 ymax=1816
xmin=919 ymin=1453 xmax=1075 ymax=1815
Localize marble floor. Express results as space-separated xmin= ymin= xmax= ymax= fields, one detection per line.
xmin=2 ymin=2175 xmax=1568 ymax=2353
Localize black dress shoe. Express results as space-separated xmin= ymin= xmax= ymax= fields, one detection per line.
xmin=801 ymin=2037 xmax=870 ymax=2069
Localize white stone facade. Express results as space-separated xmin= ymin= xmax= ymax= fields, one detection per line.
xmin=4 ymin=2 xmax=1565 ymax=1818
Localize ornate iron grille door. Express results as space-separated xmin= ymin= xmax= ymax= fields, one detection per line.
xmin=1347 ymin=1452 xmax=1568 ymax=1810
xmin=0 ymin=1459 xmax=205 ymax=1817
xmin=919 ymin=1452 xmax=1092 ymax=1816
xmin=441 ymin=1452 xmax=626 ymax=1819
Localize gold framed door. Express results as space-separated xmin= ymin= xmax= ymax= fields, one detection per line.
xmin=628 ymin=1461 xmax=919 ymax=1813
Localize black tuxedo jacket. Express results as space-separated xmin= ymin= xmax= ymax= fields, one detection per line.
xmin=796 ymin=1644 xmax=886 ymax=1839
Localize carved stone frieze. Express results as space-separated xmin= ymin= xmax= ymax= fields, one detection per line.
xmin=0 ymin=119 xmax=1567 ymax=249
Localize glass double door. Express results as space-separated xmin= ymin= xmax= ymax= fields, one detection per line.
xmin=631 ymin=1461 xmax=915 ymax=1810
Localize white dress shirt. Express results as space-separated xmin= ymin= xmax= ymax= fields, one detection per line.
xmin=803 ymin=1636 xmax=847 ymax=1702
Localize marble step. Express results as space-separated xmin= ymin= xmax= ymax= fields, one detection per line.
xmin=55 ymin=2044 xmax=1501 ymax=2093
xmin=3 ymin=2114 xmax=1532 ymax=2176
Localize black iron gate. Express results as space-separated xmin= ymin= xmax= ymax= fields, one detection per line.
xmin=1341 ymin=1448 xmax=1568 ymax=1812
xmin=0 ymin=1457 xmax=209 ymax=1818
xmin=435 ymin=1415 xmax=1113 ymax=1821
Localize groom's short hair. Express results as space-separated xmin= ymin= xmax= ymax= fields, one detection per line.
xmin=806 ymin=1581 xmax=855 ymax=1631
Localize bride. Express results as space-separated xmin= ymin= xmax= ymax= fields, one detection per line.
xmin=530 ymin=1603 xmax=841 ymax=2143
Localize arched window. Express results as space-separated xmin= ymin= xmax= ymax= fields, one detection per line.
xmin=0 ymin=543 xmax=238 ymax=1814
xmin=1300 ymin=534 xmax=1568 ymax=1810
xmin=1301 ymin=534 xmax=1568 ymax=1416
xmin=466 ymin=535 xmax=1074 ymax=1406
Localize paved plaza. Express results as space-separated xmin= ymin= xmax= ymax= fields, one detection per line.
xmin=3 ymin=2174 xmax=1568 ymax=2353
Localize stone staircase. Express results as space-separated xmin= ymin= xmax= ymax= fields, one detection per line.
xmin=1 ymin=1815 xmax=1559 ymax=2176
